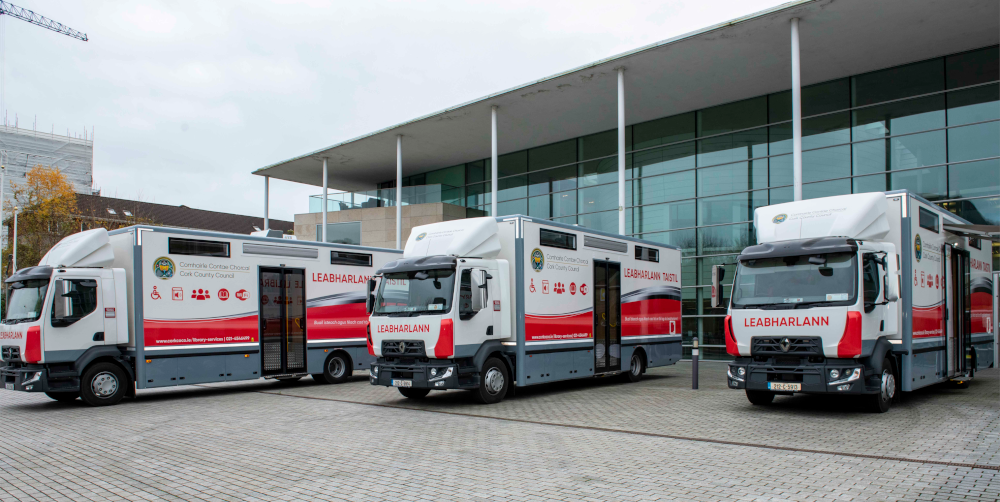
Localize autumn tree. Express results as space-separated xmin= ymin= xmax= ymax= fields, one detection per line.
xmin=3 ymin=165 xmax=78 ymax=274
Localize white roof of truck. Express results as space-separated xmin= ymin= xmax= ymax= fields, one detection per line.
xmin=39 ymin=228 xmax=116 ymax=268
xmin=754 ymin=193 xmax=891 ymax=244
xmin=404 ymin=217 xmax=502 ymax=259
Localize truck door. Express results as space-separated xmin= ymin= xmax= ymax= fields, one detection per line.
xmin=947 ymin=248 xmax=971 ymax=377
xmin=48 ymin=272 xmax=106 ymax=351
xmin=457 ymin=268 xmax=493 ymax=349
xmin=259 ymin=267 xmax=308 ymax=376
xmin=860 ymin=253 xmax=885 ymax=341
xmin=593 ymin=260 xmax=622 ymax=374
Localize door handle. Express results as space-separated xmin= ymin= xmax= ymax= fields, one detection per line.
xmin=93 ymin=332 xmax=105 ymax=342
xmin=486 ymin=326 xmax=493 ymax=337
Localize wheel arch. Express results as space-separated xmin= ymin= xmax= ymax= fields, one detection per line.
xmin=75 ymin=346 xmax=134 ymax=383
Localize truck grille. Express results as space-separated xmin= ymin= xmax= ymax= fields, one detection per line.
xmin=1 ymin=345 xmax=20 ymax=363
xmin=751 ymin=337 xmax=822 ymax=356
xmin=381 ymin=340 xmax=426 ymax=357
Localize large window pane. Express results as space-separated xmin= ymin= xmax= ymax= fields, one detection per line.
xmin=551 ymin=190 xmax=577 ymax=217
xmin=578 ymin=184 xmax=617 ymax=214
xmin=633 ymin=112 xmax=696 ymax=150
xmin=577 ymin=210 xmax=617 ymax=233
xmin=632 ymin=170 xmax=695 ymax=205
xmin=425 ymin=164 xmax=464 ymax=188
xmin=853 ymin=139 xmax=886 ymax=176
xmin=497 ymin=198 xmax=527 ymax=217
xmin=803 ymin=179 xmax=851 ymax=200
xmin=770 ymin=186 xmax=793 ymax=204
xmin=498 ymin=150 xmax=527 ymax=177
xmin=698 ymin=223 xmax=754 ymax=256
xmin=697 ymin=97 xmax=767 ymax=137
xmin=528 ymin=195 xmax=550 ymax=219
xmin=941 ymin=197 xmax=999 ymax=226
xmin=579 ymin=130 xmax=617 ymax=161
xmin=948 ymin=122 xmax=1000 ymax=162
xmin=947 ymin=84 xmax=999 ymax=126
xmin=553 ymin=214 xmax=576 ymax=225
xmin=466 ymin=160 xmax=486 ymax=184
xmin=889 ymin=166 xmax=947 ymax=200
xmin=852 ymin=57 xmax=944 ymax=106
xmin=579 ymin=157 xmax=618 ymax=187
xmin=891 ymin=130 xmax=946 ymax=170
xmin=946 ymin=46 xmax=1000 ymax=89
xmin=466 ymin=182 xmax=490 ymax=207
xmin=768 ymin=112 xmax=850 ymax=156
xmin=528 ymin=139 xmax=576 ymax=171
xmin=682 ymin=287 xmax=697 ymax=315
xmin=803 ymin=145 xmax=851 ymax=182
xmin=696 ymin=127 xmax=767 ymax=166
xmin=769 ymin=155 xmax=792 ymax=187
xmin=698 ymin=191 xmax=767 ymax=226
xmin=768 ymin=78 xmax=850 ymax=122
xmin=853 ymin=173 xmax=887 ymax=195
xmin=497 ymin=175 xmax=527 ymax=201
xmin=697 ymin=160 xmax=767 ymax=197
xmin=852 ymin=94 xmax=946 ymax=141
xmin=698 ymin=256 xmax=738 ymax=288
xmin=528 ymin=164 xmax=576 ymax=196
xmin=641 ymin=228 xmax=697 ymax=257
xmin=949 ymin=159 xmax=1000 ymax=199
xmin=632 ymin=142 xmax=696 ymax=177
xmin=632 ymin=200 xmax=696 ymax=234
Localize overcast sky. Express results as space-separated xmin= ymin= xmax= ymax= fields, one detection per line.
xmin=7 ymin=0 xmax=786 ymax=221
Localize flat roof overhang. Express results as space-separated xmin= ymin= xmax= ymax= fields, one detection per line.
xmin=254 ymin=0 xmax=1000 ymax=192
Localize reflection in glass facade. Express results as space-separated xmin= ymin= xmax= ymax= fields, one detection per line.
xmin=379 ymin=46 xmax=1000 ymax=359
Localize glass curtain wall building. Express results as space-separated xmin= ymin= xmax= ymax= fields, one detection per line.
xmin=376 ymin=45 xmax=999 ymax=359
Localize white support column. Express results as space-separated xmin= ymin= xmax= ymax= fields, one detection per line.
xmin=617 ymin=67 xmax=626 ymax=235
xmin=263 ymin=176 xmax=270 ymax=231
xmin=491 ymin=106 xmax=498 ymax=217
xmin=321 ymin=158 xmax=329 ymax=243
xmin=396 ymin=135 xmax=402 ymax=250
xmin=791 ymin=18 xmax=803 ymax=201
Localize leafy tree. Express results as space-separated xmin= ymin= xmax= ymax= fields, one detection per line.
xmin=2 ymin=165 xmax=78 ymax=275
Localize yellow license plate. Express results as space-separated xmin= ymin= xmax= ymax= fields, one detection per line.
xmin=768 ymin=382 xmax=801 ymax=391
xmin=391 ymin=379 xmax=412 ymax=388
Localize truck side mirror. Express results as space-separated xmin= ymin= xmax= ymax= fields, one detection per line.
xmin=711 ymin=265 xmax=726 ymax=309
xmin=470 ymin=271 xmax=485 ymax=312
xmin=884 ymin=273 xmax=899 ymax=302
xmin=365 ymin=278 xmax=377 ymax=315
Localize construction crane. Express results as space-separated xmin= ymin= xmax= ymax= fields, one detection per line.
xmin=0 ymin=1 xmax=87 ymax=41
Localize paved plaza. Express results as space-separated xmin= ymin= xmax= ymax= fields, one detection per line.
xmin=0 ymin=362 xmax=997 ymax=501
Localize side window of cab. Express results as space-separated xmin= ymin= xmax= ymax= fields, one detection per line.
xmin=862 ymin=255 xmax=880 ymax=312
xmin=51 ymin=279 xmax=99 ymax=327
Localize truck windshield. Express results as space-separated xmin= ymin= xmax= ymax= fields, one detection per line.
xmin=374 ymin=270 xmax=455 ymax=316
xmin=731 ymin=252 xmax=857 ymax=309
xmin=5 ymin=279 xmax=49 ymax=324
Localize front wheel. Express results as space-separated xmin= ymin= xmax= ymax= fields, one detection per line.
xmin=80 ymin=362 xmax=127 ymax=407
xmin=398 ymin=387 xmax=430 ymax=399
xmin=473 ymin=358 xmax=509 ymax=404
xmin=868 ymin=357 xmax=896 ymax=413
xmin=746 ymin=390 xmax=775 ymax=405
xmin=45 ymin=391 xmax=79 ymax=403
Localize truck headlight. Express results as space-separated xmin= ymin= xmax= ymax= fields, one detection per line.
xmin=372 ymin=366 xmax=379 ymax=376
xmin=829 ymin=368 xmax=861 ymax=386
xmin=829 ymin=369 xmax=840 ymax=380
xmin=428 ymin=367 xmax=453 ymax=382
xmin=430 ymin=368 xmax=438 ymax=377
xmin=727 ymin=366 xmax=745 ymax=382
xmin=23 ymin=372 xmax=41 ymax=385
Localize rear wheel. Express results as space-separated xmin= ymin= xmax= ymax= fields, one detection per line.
xmin=624 ymin=352 xmax=644 ymax=383
xmin=473 ymin=358 xmax=509 ymax=404
xmin=868 ymin=357 xmax=896 ymax=413
xmin=314 ymin=352 xmax=353 ymax=384
xmin=746 ymin=390 xmax=775 ymax=405
xmin=80 ymin=362 xmax=127 ymax=407
xmin=398 ymin=387 xmax=430 ymax=399
xmin=45 ymin=391 xmax=79 ymax=403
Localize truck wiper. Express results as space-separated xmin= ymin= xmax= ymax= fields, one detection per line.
xmin=757 ymin=304 xmax=796 ymax=310
xmin=793 ymin=301 xmax=832 ymax=309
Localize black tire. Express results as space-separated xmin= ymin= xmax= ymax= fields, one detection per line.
xmin=398 ymin=387 xmax=430 ymax=399
xmin=80 ymin=362 xmax=127 ymax=407
xmin=45 ymin=391 xmax=79 ymax=403
xmin=624 ymin=352 xmax=644 ymax=383
xmin=868 ymin=356 xmax=897 ymax=413
xmin=314 ymin=352 xmax=353 ymax=384
xmin=472 ymin=357 xmax=509 ymax=404
xmin=746 ymin=390 xmax=775 ymax=405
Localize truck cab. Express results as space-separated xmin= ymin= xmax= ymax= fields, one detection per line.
xmin=367 ymin=219 xmax=514 ymax=403
xmin=1 ymin=229 xmax=133 ymax=406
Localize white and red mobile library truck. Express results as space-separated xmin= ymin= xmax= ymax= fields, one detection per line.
xmin=365 ymin=216 xmax=682 ymax=403
xmin=716 ymin=191 xmax=994 ymax=412
xmin=0 ymin=225 xmax=400 ymax=406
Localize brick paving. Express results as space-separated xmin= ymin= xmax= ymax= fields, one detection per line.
xmin=0 ymin=363 xmax=996 ymax=501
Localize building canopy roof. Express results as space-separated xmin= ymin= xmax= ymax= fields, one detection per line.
xmin=254 ymin=0 xmax=999 ymax=192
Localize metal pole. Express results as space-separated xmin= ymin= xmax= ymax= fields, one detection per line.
xmin=491 ymin=106 xmax=498 ymax=217
xmin=396 ymin=135 xmax=402 ymax=250
xmin=617 ymin=67 xmax=626 ymax=235
xmin=263 ymin=176 xmax=270 ymax=231
xmin=321 ymin=158 xmax=328 ymax=243
xmin=692 ymin=338 xmax=699 ymax=389
xmin=791 ymin=18 xmax=803 ymax=201
xmin=12 ymin=207 xmax=17 ymax=272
